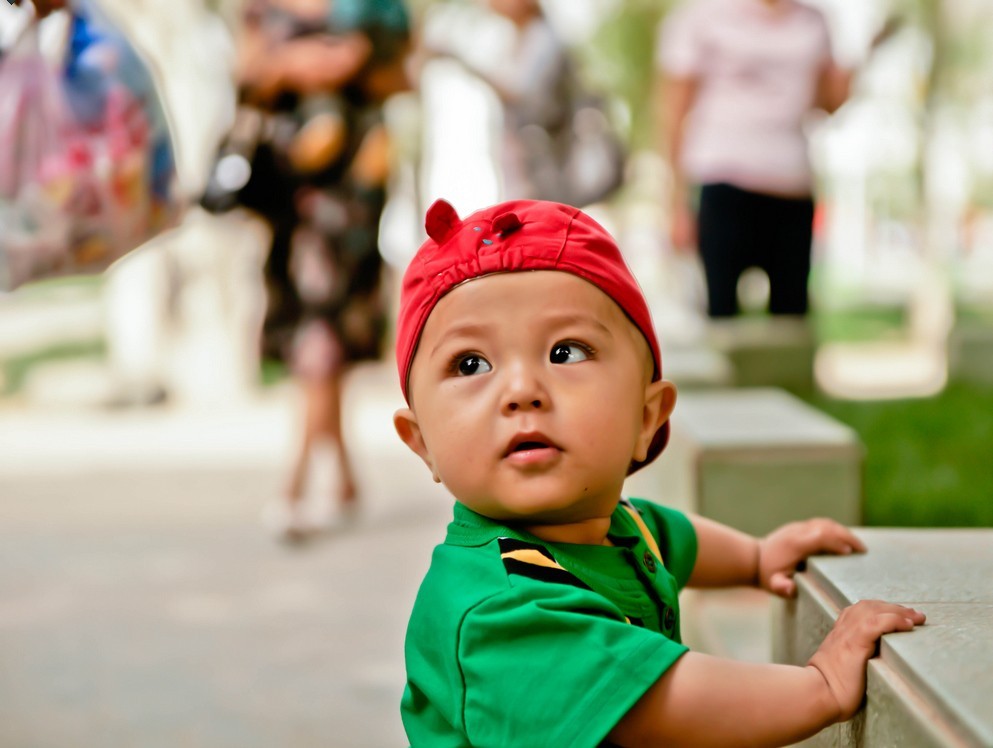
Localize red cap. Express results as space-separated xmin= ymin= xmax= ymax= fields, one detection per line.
xmin=396 ymin=199 xmax=668 ymax=472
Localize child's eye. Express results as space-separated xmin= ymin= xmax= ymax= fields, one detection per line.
xmin=452 ymin=354 xmax=492 ymax=376
xmin=549 ymin=342 xmax=591 ymax=365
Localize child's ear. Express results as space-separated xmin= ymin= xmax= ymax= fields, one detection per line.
xmin=394 ymin=407 xmax=441 ymax=483
xmin=634 ymin=379 xmax=677 ymax=462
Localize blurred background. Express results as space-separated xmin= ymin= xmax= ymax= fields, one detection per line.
xmin=1 ymin=0 xmax=992 ymax=745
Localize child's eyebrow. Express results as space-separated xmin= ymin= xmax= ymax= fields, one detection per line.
xmin=430 ymin=324 xmax=490 ymax=355
xmin=543 ymin=313 xmax=614 ymax=337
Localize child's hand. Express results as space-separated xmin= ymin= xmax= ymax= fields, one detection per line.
xmin=808 ymin=600 xmax=926 ymax=720
xmin=759 ymin=518 xmax=866 ymax=597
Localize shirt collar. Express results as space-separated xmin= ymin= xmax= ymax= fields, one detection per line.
xmin=444 ymin=500 xmax=646 ymax=548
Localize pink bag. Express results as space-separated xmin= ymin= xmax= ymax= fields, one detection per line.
xmin=0 ymin=21 xmax=75 ymax=289
xmin=0 ymin=13 xmax=176 ymax=291
xmin=0 ymin=24 xmax=68 ymax=199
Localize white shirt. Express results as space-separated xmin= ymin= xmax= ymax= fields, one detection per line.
xmin=657 ymin=0 xmax=832 ymax=195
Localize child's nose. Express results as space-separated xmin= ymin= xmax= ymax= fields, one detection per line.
xmin=501 ymin=363 xmax=548 ymax=413
xmin=507 ymin=397 xmax=542 ymax=412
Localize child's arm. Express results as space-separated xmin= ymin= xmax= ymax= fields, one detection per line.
xmin=608 ymin=599 xmax=926 ymax=747
xmin=687 ymin=515 xmax=866 ymax=596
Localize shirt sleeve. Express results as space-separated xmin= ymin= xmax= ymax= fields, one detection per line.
xmin=457 ymin=582 xmax=688 ymax=748
xmin=629 ymin=499 xmax=698 ymax=590
xmin=655 ymin=2 xmax=704 ymax=77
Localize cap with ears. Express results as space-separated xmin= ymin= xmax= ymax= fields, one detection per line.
xmin=396 ymin=198 xmax=669 ymax=472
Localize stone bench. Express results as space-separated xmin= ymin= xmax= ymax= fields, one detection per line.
xmin=773 ymin=529 xmax=993 ymax=747
xmin=661 ymin=346 xmax=735 ymax=390
xmin=948 ymin=319 xmax=993 ymax=386
xmin=707 ymin=316 xmax=816 ymax=393
xmin=626 ymin=387 xmax=863 ymax=538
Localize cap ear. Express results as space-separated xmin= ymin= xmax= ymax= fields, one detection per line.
xmin=425 ymin=199 xmax=462 ymax=244
xmin=492 ymin=211 xmax=522 ymax=236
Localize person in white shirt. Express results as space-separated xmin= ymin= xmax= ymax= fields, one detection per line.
xmin=657 ymin=0 xmax=853 ymax=317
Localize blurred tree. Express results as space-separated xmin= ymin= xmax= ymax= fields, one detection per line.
xmin=895 ymin=0 xmax=993 ymax=216
xmin=580 ymin=0 xmax=674 ymax=151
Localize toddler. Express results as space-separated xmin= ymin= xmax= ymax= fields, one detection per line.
xmin=394 ymin=199 xmax=924 ymax=747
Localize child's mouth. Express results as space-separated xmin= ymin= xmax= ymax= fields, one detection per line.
xmin=504 ymin=433 xmax=561 ymax=465
xmin=512 ymin=441 xmax=548 ymax=452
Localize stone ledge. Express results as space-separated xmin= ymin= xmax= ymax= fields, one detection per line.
xmin=706 ymin=316 xmax=816 ymax=393
xmin=626 ymin=388 xmax=863 ymax=537
xmin=661 ymin=346 xmax=735 ymax=390
xmin=679 ymin=588 xmax=772 ymax=663
xmin=774 ymin=529 xmax=993 ymax=747
xmin=948 ymin=321 xmax=993 ymax=386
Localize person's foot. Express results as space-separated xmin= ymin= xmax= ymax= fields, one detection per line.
xmin=308 ymin=483 xmax=360 ymax=533
xmin=340 ymin=478 xmax=358 ymax=506
xmin=260 ymin=498 xmax=310 ymax=541
xmin=339 ymin=479 xmax=360 ymax=520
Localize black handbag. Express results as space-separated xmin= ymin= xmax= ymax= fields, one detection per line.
xmin=200 ymin=106 xmax=297 ymax=220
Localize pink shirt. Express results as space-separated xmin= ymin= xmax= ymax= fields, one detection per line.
xmin=657 ymin=0 xmax=832 ymax=195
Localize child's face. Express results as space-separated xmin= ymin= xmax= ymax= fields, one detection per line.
xmin=394 ymin=271 xmax=675 ymax=526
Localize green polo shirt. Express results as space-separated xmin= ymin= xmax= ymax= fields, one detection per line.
xmin=401 ymin=497 xmax=698 ymax=748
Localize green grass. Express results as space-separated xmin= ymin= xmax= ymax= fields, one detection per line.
xmin=0 ymin=274 xmax=106 ymax=396
xmin=10 ymin=273 xmax=104 ymax=300
xmin=799 ymin=302 xmax=993 ymax=528
xmin=955 ymin=304 xmax=993 ymax=326
xmin=805 ymin=383 xmax=993 ymax=528
xmin=259 ymin=357 xmax=289 ymax=387
xmin=0 ymin=340 xmax=106 ymax=396
xmin=810 ymin=305 xmax=907 ymax=345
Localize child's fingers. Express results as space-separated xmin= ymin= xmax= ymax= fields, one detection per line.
xmin=902 ymin=607 xmax=927 ymax=625
xmin=768 ymin=571 xmax=797 ymax=598
xmin=817 ymin=533 xmax=859 ymax=556
xmin=838 ymin=527 xmax=867 ymax=554
xmin=846 ymin=601 xmax=926 ymax=640
xmin=800 ymin=520 xmax=867 ymax=555
xmin=864 ymin=612 xmax=917 ymax=637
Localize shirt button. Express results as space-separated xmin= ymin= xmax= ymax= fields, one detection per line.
xmin=642 ymin=551 xmax=657 ymax=573
xmin=663 ymin=605 xmax=676 ymax=632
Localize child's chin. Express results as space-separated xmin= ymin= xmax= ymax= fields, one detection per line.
xmin=502 ymin=501 xmax=600 ymax=525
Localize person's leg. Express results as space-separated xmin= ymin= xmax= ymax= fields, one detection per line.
xmin=697 ymin=183 xmax=749 ymax=317
xmin=764 ymin=195 xmax=815 ymax=315
xmin=287 ymin=374 xmax=356 ymax=503
xmin=286 ymin=320 xmax=355 ymax=504
xmin=270 ymin=320 xmax=342 ymax=536
xmin=285 ymin=377 xmax=325 ymax=505
xmin=321 ymin=369 xmax=358 ymax=505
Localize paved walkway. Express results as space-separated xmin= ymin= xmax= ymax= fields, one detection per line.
xmin=0 ymin=363 xmax=451 ymax=748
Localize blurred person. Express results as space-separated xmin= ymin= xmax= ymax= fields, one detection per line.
xmin=420 ymin=0 xmax=622 ymax=206
xmin=474 ymin=0 xmax=572 ymax=201
xmin=657 ymin=0 xmax=855 ymax=318
xmin=234 ymin=0 xmax=411 ymax=538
